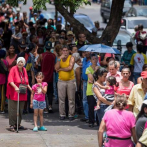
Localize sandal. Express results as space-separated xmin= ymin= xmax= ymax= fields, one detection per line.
xmin=8 ymin=126 xmax=16 ymax=132
xmin=38 ymin=126 xmax=47 ymax=131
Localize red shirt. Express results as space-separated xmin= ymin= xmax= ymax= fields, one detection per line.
xmin=41 ymin=52 xmax=55 ymax=83
xmin=6 ymin=66 xmax=29 ymax=101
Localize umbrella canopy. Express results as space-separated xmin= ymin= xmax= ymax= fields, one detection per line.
xmin=79 ymin=44 xmax=121 ymax=54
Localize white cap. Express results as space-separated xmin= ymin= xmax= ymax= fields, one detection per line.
xmin=143 ymin=100 xmax=147 ymax=105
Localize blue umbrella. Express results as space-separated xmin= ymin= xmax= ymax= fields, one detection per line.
xmin=79 ymin=44 xmax=121 ymax=54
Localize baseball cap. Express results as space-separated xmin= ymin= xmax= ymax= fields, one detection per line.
xmin=29 ymin=7 xmax=33 ymax=10
xmin=143 ymin=99 xmax=147 ymax=105
xmin=67 ymin=31 xmax=74 ymax=36
xmin=45 ymin=41 xmax=52 ymax=49
xmin=141 ymin=71 xmax=147 ymax=79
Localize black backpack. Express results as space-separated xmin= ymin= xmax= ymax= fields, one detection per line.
xmin=0 ymin=60 xmax=7 ymax=74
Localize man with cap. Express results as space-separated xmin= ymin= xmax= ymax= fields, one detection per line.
xmin=66 ymin=31 xmax=75 ymax=45
xmin=29 ymin=7 xmax=34 ymax=21
xmin=128 ymin=71 xmax=147 ymax=117
xmin=37 ymin=41 xmax=55 ymax=113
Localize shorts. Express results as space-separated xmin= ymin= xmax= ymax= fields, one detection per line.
xmin=33 ymin=100 xmax=46 ymax=109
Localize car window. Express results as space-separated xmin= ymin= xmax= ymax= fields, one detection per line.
xmin=124 ymin=1 xmax=132 ymax=7
xmin=113 ymin=34 xmax=131 ymax=45
xmin=105 ymin=1 xmax=110 ymax=8
xmin=128 ymin=20 xmax=147 ymax=29
xmin=75 ymin=17 xmax=94 ymax=28
xmin=137 ymin=9 xmax=147 ymax=16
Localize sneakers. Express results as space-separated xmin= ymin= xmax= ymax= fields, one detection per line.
xmin=44 ymin=108 xmax=48 ymax=114
xmin=60 ymin=116 xmax=65 ymax=120
xmin=94 ymin=106 xmax=100 ymax=111
xmin=48 ymin=106 xmax=53 ymax=113
xmin=69 ymin=117 xmax=74 ymax=121
xmin=80 ymin=118 xmax=89 ymax=122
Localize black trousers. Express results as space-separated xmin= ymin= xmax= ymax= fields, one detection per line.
xmin=87 ymin=95 xmax=96 ymax=124
xmin=46 ymin=82 xmax=53 ymax=107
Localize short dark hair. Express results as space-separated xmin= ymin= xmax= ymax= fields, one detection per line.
xmin=137 ymin=43 xmax=143 ymax=53
xmin=93 ymin=68 xmax=108 ymax=81
xmin=126 ymin=42 xmax=133 ymax=48
xmin=62 ymin=45 xmax=69 ymax=50
xmin=107 ymin=76 xmax=117 ymax=86
xmin=90 ymin=53 xmax=97 ymax=59
xmin=36 ymin=72 xmax=44 ymax=78
xmin=138 ymin=24 xmax=143 ymax=30
xmin=143 ymin=64 xmax=147 ymax=71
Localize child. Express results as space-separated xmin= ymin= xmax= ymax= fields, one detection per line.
xmin=30 ymin=72 xmax=48 ymax=132
xmin=94 ymin=76 xmax=116 ymax=110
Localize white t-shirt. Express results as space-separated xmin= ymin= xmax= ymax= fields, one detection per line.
xmin=131 ymin=53 xmax=147 ymax=73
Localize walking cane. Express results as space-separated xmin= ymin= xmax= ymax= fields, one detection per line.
xmin=17 ymin=92 xmax=20 ymax=133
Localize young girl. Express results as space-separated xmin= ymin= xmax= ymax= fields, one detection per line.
xmin=30 ymin=72 xmax=48 ymax=132
xmin=94 ymin=76 xmax=116 ymax=110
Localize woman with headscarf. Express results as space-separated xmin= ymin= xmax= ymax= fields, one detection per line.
xmin=7 ymin=57 xmax=32 ymax=132
xmin=98 ymin=94 xmax=137 ymax=147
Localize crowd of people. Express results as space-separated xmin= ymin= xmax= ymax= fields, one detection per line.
xmin=0 ymin=2 xmax=147 ymax=147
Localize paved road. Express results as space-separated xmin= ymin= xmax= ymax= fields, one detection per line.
xmin=0 ymin=102 xmax=98 ymax=147
xmin=20 ymin=0 xmax=106 ymax=28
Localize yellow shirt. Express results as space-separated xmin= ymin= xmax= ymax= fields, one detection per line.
xmin=128 ymin=83 xmax=145 ymax=117
xmin=59 ymin=55 xmax=74 ymax=81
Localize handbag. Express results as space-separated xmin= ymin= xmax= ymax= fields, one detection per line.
xmin=19 ymin=69 xmax=27 ymax=94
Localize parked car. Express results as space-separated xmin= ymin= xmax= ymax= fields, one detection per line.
xmin=125 ymin=6 xmax=147 ymax=17
xmin=98 ymin=30 xmax=136 ymax=57
xmin=42 ymin=12 xmax=94 ymax=32
xmin=73 ymin=14 xmax=94 ymax=32
xmin=121 ymin=16 xmax=147 ymax=34
xmin=100 ymin=0 xmax=132 ymax=23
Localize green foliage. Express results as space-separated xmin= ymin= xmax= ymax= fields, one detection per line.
xmin=7 ymin=0 xmax=90 ymax=13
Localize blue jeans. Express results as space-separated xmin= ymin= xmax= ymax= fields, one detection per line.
xmin=53 ymin=72 xmax=58 ymax=101
xmin=83 ymin=80 xmax=89 ymax=119
xmin=97 ymin=105 xmax=109 ymax=124
xmin=133 ymin=72 xmax=141 ymax=85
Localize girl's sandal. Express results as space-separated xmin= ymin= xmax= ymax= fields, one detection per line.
xmin=8 ymin=126 xmax=16 ymax=132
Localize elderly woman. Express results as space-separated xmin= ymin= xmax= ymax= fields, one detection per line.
xmin=98 ymin=94 xmax=137 ymax=147
xmin=7 ymin=57 xmax=31 ymax=132
xmin=115 ymin=67 xmax=134 ymax=109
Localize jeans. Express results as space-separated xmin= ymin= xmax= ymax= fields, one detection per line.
xmin=133 ymin=72 xmax=141 ymax=84
xmin=97 ymin=105 xmax=109 ymax=124
xmin=83 ymin=80 xmax=89 ymax=119
xmin=53 ymin=72 xmax=58 ymax=101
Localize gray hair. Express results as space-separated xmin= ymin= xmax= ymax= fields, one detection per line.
xmin=108 ymin=61 xmax=117 ymax=68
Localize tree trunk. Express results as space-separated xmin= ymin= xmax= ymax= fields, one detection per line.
xmin=55 ymin=0 xmax=125 ymax=45
xmin=100 ymin=0 xmax=125 ymax=46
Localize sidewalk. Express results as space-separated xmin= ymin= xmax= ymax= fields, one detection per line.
xmin=0 ymin=104 xmax=98 ymax=147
